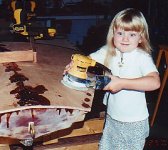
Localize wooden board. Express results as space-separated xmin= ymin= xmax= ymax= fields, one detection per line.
xmin=0 ymin=144 xmax=10 ymax=150
xmin=0 ymin=50 xmax=35 ymax=63
xmin=42 ymin=118 xmax=104 ymax=145
xmin=0 ymin=41 xmax=95 ymax=141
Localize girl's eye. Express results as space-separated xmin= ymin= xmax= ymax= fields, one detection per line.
xmin=130 ymin=33 xmax=136 ymax=37
xmin=117 ymin=32 xmax=123 ymax=35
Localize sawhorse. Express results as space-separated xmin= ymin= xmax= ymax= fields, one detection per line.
xmin=150 ymin=45 xmax=168 ymax=127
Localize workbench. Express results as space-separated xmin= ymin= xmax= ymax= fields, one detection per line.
xmin=0 ymin=39 xmax=102 ymax=149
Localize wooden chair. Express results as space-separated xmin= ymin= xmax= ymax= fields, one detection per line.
xmin=150 ymin=45 xmax=168 ymax=127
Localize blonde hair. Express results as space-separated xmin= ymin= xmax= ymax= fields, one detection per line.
xmin=105 ymin=8 xmax=151 ymax=66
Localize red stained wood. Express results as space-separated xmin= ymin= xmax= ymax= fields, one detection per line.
xmin=0 ymin=41 xmax=94 ymax=140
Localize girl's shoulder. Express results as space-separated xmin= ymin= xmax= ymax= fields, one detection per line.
xmin=89 ymin=45 xmax=108 ymax=64
xmin=135 ymin=48 xmax=154 ymax=64
xmin=90 ymin=45 xmax=108 ymax=55
xmin=135 ymin=48 xmax=151 ymax=57
xmin=99 ymin=45 xmax=108 ymax=51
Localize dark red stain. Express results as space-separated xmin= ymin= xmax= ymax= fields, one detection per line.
xmin=0 ymin=60 xmax=52 ymax=128
xmin=10 ymin=85 xmax=50 ymax=106
xmin=0 ymin=108 xmax=76 ymax=131
xmin=86 ymin=93 xmax=92 ymax=96
xmin=16 ymin=111 xmax=19 ymax=115
xmin=13 ymin=101 xmax=18 ymax=107
xmin=3 ymin=62 xmax=50 ymax=106
xmin=16 ymin=116 xmax=40 ymax=126
xmin=31 ymin=109 xmax=34 ymax=120
xmin=9 ymin=72 xmax=29 ymax=83
xmin=0 ymin=110 xmax=40 ymax=129
xmin=82 ymin=102 xmax=90 ymax=108
xmin=84 ymin=98 xmax=90 ymax=102
xmin=4 ymin=62 xmax=21 ymax=72
xmin=65 ymin=109 xmax=73 ymax=114
xmin=6 ymin=113 xmax=12 ymax=128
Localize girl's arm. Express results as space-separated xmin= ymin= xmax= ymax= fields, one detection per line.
xmin=104 ymin=72 xmax=160 ymax=93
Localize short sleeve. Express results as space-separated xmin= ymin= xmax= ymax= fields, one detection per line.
xmin=89 ymin=45 xmax=108 ymax=64
xmin=139 ymin=52 xmax=158 ymax=76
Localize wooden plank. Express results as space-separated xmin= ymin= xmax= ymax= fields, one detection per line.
xmin=43 ymin=118 xmax=104 ymax=145
xmin=0 ymin=50 xmax=35 ymax=63
xmin=34 ymin=133 xmax=101 ymax=150
xmin=10 ymin=142 xmax=99 ymax=150
xmin=0 ymin=144 xmax=10 ymax=150
xmin=0 ymin=42 xmax=94 ymax=112
xmin=47 ymin=143 xmax=98 ymax=150
xmin=0 ymin=41 xmax=95 ymax=141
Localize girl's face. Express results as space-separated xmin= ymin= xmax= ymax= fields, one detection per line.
xmin=114 ymin=28 xmax=142 ymax=53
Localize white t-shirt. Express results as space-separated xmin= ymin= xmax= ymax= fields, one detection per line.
xmin=90 ymin=45 xmax=158 ymax=122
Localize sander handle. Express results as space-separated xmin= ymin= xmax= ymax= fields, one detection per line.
xmin=95 ymin=62 xmax=112 ymax=75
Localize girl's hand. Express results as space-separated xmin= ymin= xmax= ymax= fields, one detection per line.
xmin=103 ymin=75 xmax=123 ymax=93
xmin=63 ymin=61 xmax=73 ymax=75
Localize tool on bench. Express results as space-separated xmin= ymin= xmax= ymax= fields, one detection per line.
xmin=10 ymin=0 xmax=56 ymax=62
xmin=9 ymin=0 xmax=56 ymax=40
xmin=61 ymin=54 xmax=112 ymax=91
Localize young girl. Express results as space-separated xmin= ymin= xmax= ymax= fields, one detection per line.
xmin=89 ymin=8 xmax=160 ymax=150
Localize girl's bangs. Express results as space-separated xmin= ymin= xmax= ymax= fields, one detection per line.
xmin=114 ymin=18 xmax=143 ymax=32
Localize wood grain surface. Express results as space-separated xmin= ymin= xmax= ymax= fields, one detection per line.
xmin=0 ymin=41 xmax=95 ymax=140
